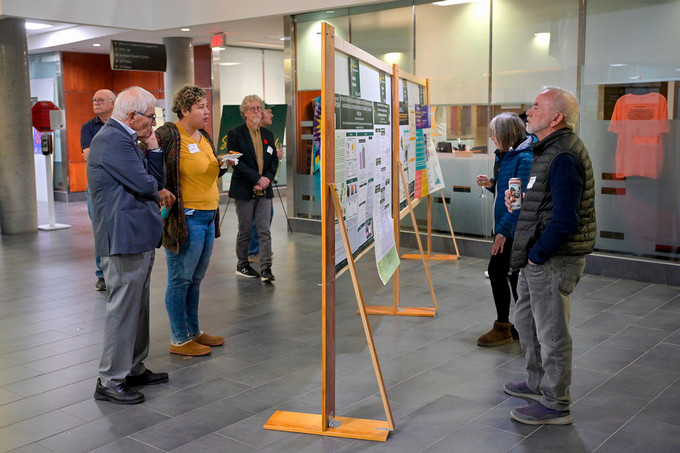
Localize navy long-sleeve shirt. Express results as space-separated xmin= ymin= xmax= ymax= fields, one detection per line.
xmin=527 ymin=153 xmax=584 ymax=264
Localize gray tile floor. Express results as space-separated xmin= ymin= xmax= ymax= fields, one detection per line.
xmin=1 ymin=198 xmax=680 ymax=452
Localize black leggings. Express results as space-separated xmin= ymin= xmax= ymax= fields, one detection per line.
xmin=487 ymin=236 xmax=519 ymax=323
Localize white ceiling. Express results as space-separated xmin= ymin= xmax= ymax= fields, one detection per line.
xmin=0 ymin=0 xmax=388 ymax=55
xmin=23 ymin=15 xmax=287 ymax=55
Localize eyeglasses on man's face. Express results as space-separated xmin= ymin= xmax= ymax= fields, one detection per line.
xmin=92 ymin=98 xmax=111 ymax=104
xmin=135 ymin=111 xmax=156 ymax=121
xmin=247 ymin=105 xmax=263 ymax=112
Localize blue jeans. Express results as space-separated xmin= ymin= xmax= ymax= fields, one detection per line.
xmin=164 ymin=209 xmax=216 ymax=344
xmin=513 ymin=255 xmax=585 ymax=411
xmin=86 ymin=186 xmax=104 ymax=279
xmin=248 ymin=203 xmax=274 ymax=255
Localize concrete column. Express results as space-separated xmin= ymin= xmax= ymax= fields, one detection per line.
xmin=0 ymin=18 xmax=38 ymax=234
xmin=163 ymin=37 xmax=194 ymax=122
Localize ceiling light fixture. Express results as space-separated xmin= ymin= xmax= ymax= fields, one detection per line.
xmin=181 ymin=28 xmax=190 ymax=32
xmin=25 ymin=21 xmax=53 ymax=30
xmin=93 ymin=43 xmax=101 ymax=47
xmin=534 ymin=32 xmax=551 ymax=47
xmin=609 ymin=63 xmax=626 ymax=67
xmin=433 ymin=0 xmax=475 ymax=6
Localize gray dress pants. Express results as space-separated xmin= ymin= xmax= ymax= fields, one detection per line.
xmin=98 ymin=250 xmax=154 ymax=387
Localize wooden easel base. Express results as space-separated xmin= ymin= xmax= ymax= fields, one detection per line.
xmin=264 ymin=411 xmax=390 ymax=442
xmin=364 ymin=305 xmax=436 ymax=317
xmin=401 ymin=253 xmax=458 ymax=261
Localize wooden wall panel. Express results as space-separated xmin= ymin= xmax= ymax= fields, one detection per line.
xmin=296 ymin=90 xmax=320 ymax=174
xmin=62 ymin=47 xmax=210 ymax=192
xmin=111 ymin=70 xmax=164 ymax=98
xmin=194 ymin=45 xmax=214 ymax=138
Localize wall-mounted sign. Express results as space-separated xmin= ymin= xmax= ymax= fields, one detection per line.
xmin=349 ymin=57 xmax=361 ymax=98
xmin=110 ymin=40 xmax=166 ymax=72
xmin=211 ymin=33 xmax=227 ymax=48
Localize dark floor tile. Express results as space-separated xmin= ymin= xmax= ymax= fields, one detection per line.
xmin=597 ymin=363 xmax=679 ymax=401
xmin=90 ymin=436 xmax=166 ymax=453
xmin=573 ymin=312 xmax=641 ymax=335
xmin=639 ymin=380 xmax=680 ymax=427
xmin=0 ymin=381 xmax=93 ymax=428
xmin=143 ymin=377 xmax=251 ymax=417
xmin=570 ymin=388 xmax=649 ymax=434
xmin=2 ymin=360 xmax=98 ymax=397
xmin=508 ymin=423 xmax=610 ymax=453
xmin=339 ymin=428 xmax=435 ymax=452
xmin=37 ymin=406 xmax=170 ymax=453
xmin=635 ymin=342 xmax=680 ymax=371
xmin=596 ymin=416 xmax=680 ymax=453
xmin=665 ymin=329 xmax=680 ymax=346
xmin=572 ymin=344 xmax=644 ymax=375
xmin=600 ymin=325 xmax=668 ymax=352
xmin=0 ymin=411 xmax=85 ymax=452
xmin=571 ymin=327 xmax=612 ymax=357
xmin=659 ymin=294 xmax=680 ymax=312
xmin=254 ymin=435 xmax=350 ymax=453
xmin=635 ymin=309 xmax=680 ymax=332
xmin=130 ymin=399 xmax=253 ymax=451
xmin=421 ymin=421 xmax=522 ymax=453
xmin=398 ymin=395 xmax=493 ymax=440
xmin=472 ymin=398 xmax=540 ymax=437
xmin=167 ymin=433 xmax=252 ymax=453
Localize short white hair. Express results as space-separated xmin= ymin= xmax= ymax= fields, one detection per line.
xmin=112 ymin=86 xmax=157 ymax=121
xmin=542 ymin=86 xmax=579 ymax=130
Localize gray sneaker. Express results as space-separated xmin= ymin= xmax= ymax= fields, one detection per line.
xmin=504 ymin=381 xmax=541 ymax=401
xmin=511 ymin=402 xmax=572 ymax=425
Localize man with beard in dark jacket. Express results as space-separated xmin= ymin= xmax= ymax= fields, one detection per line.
xmin=503 ymin=87 xmax=596 ymax=425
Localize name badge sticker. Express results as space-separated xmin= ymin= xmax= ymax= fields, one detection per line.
xmin=527 ymin=176 xmax=536 ymax=189
xmin=188 ymin=144 xmax=200 ymax=154
xmin=266 ymin=146 xmax=274 ymax=155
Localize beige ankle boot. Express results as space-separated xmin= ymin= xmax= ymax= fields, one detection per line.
xmin=477 ymin=321 xmax=513 ymax=347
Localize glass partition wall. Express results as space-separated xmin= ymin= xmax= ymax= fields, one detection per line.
xmin=290 ymin=0 xmax=680 ymax=263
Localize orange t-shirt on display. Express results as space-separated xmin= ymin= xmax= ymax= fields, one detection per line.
xmin=608 ymin=92 xmax=669 ymax=179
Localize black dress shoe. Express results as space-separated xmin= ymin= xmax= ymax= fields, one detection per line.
xmin=94 ymin=378 xmax=144 ymax=405
xmin=125 ymin=369 xmax=169 ymax=386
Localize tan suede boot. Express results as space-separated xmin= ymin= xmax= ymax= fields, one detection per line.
xmin=477 ymin=321 xmax=513 ymax=347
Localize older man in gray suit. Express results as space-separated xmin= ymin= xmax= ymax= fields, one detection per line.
xmin=87 ymin=86 xmax=175 ymax=404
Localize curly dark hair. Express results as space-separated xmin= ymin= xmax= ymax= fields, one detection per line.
xmin=171 ymin=85 xmax=206 ymax=119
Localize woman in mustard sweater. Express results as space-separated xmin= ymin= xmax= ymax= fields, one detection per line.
xmin=156 ymin=85 xmax=230 ymax=356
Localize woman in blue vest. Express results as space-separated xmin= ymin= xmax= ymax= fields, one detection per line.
xmin=476 ymin=112 xmax=534 ymax=346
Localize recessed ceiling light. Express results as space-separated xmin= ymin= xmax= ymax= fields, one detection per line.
xmin=279 ymin=37 xmax=285 ymax=41
xmin=609 ymin=63 xmax=626 ymax=67
xmin=181 ymin=28 xmax=190 ymax=32
xmin=25 ymin=22 xmax=52 ymax=30
xmin=93 ymin=43 xmax=101 ymax=47
xmin=219 ymin=62 xmax=241 ymax=66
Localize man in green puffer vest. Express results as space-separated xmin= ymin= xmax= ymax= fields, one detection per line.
xmin=502 ymin=87 xmax=596 ymax=426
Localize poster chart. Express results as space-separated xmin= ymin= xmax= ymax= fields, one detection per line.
xmin=333 ymin=58 xmax=399 ymax=284
xmin=397 ymin=79 xmax=445 ymax=209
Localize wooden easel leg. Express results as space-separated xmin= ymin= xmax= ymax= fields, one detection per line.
xmin=330 ymin=184 xmax=395 ymax=430
xmin=398 ymin=163 xmax=438 ymax=311
xmin=440 ymin=189 xmax=460 ymax=257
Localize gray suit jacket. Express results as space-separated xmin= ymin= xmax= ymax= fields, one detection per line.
xmin=87 ymin=119 xmax=166 ymax=256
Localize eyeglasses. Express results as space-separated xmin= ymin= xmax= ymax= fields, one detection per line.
xmin=92 ymin=98 xmax=111 ymax=104
xmin=247 ymin=106 xmax=263 ymax=112
xmin=135 ymin=111 xmax=156 ymax=121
